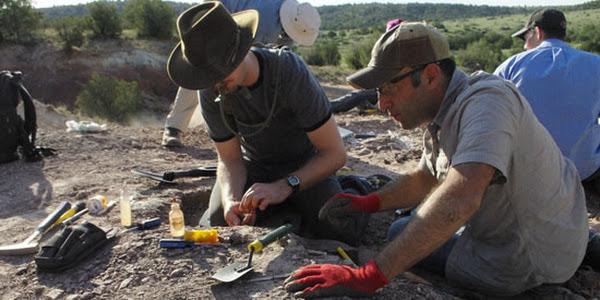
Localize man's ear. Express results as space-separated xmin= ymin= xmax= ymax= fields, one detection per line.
xmin=423 ymin=63 xmax=441 ymax=86
xmin=535 ymin=26 xmax=545 ymax=40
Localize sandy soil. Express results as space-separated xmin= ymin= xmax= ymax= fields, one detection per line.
xmin=0 ymin=96 xmax=599 ymax=300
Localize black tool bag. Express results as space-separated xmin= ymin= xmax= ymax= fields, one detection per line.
xmin=0 ymin=70 xmax=40 ymax=163
xmin=337 ymin=174 xmax=392 ymax=195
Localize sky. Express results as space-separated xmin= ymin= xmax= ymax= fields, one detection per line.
xmin=32 ymin=0 xmax=590 ymax=9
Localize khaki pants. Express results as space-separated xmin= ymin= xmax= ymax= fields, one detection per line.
xmin=164 ymin=87 xmax=198 ymax=131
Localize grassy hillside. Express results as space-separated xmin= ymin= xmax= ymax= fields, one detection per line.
xmin=441 ymin=8 xmax=600 ymax=39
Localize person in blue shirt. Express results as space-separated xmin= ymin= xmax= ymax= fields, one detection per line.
xmin=494 ymin=7 xmax=600 ymax=271
xmin=162 ymin=0 xmax=321 ymax=147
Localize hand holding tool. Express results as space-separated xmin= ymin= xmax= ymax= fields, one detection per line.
xmin=121 ymin=217 xmax=162 ymax=234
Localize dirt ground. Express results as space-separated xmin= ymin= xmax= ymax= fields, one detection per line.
xmin=1 ymin=88 xmax=600 ymax=299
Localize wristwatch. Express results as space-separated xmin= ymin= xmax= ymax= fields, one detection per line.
xmin=286 ymin=175 xmax=300 ymax=195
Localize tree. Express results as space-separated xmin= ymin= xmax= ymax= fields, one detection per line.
xmin=87 ymin=0 xmax=122 ymax=39
xmin=123 ymin=0 xmax=175 ymax=39
xmin=55 ymin=16 xmax=86 ymax=52
xmin=0 ymin=0 xmax=42 ymax=44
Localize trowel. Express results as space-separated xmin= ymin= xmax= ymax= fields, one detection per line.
xmin=212 ymin=223 xmax=292 ymax=283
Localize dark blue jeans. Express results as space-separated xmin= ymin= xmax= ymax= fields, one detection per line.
xmin=387 ymin=211 xmax=462 ymax=276
xmin=388 ymin=212 xmax=597 ymax=277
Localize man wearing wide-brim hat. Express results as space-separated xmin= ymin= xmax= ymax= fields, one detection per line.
xmin=162 ymin=0 xmax=321 ymax=147
xmin=167 ymin=2 xmax=368 ymax=245
xmin=285 ymin=21 xmax=588 ymax=298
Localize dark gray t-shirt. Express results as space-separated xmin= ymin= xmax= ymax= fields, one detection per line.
xmin=200 ymin=48 xmax=331 ymax=170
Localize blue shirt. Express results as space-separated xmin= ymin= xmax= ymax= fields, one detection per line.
xmin=217 ymin=0 xmax=292 ymax=46
xmin=494 ymin=39 xmax=600 ymax=179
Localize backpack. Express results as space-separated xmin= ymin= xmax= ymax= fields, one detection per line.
xmin=0 ymin=70 xmax=40 ymax=163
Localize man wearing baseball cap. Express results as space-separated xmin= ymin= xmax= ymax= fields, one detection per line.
xmin=495 ymin=9 xmax=600 ymax=272
xmin=285 ymin=22 xmax=588 ymax=298
xmin=167 ymin=2 xmax=368 ymax=245
xmin=162 ymin=0 xmax=321 ymax=147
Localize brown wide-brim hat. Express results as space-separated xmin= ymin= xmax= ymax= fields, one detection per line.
xmin=167 ymin=2 xmax=259 ymax=90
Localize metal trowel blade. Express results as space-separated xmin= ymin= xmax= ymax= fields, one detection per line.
xmin=211 ymin=262 xmax=253 ymax=282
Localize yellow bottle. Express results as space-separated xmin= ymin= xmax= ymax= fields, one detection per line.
xmin=120 ymin=192 xmax=132 ymax=227
xmin=169 ymin=197 xmax=185 ymax=238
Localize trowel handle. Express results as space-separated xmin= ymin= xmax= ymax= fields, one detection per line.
xmin=163 ymin=167 xmax=217 ymax=181
xmin=248 ymin=223 xmax=292 ymax=253
xmin=37 ymin=201 xmax=71 ymax=235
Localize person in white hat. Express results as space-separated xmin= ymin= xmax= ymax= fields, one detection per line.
xmin=162 ymin=0 xmax=321 ymax=147
xmin=167 ymin=2 xmax=368 ymax=245
xmin=284 ymin=22 xmax=588 ymax=298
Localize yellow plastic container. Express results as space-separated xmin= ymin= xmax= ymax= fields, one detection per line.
xmin=183 ymin=229 xmax=218 ymax=244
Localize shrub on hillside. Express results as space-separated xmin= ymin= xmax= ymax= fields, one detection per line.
xmin=123 ymin=0 xmax=175 ymax=39
xmin=302 ymin=41 xmax=341 ymax=66
xmin=455 ymin=38 xmax=503 ymax=72
xmin=55 ymin=16 xmax=86 ymax=52
xmin=76 ymin=73 xmax=140 ymax=124
xmin=87 ymin=0 xmax=122 ymax=39
xmin=344 ymin=34 xmax=378 ymax=69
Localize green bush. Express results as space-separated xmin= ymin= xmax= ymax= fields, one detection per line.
xmin=301 ymin=41 xmax=341 ymax=66
xmin=346 ymin=33 xmax=378 ymax=69
xmin=344 ymin=40 xmax=374 ymax=69
xmin=87 ymin=0 xmax=122 ymax=39
xmin=76 ymin=73 xmax=140 ymax=124
xmin=0 ymin=0 xmax=42 ymax=44
xmin=455 ymin=38 xmax=503 ymax=72
xmin=55 ymin=16 xmax=86 ymax=52
xmin=123 ymin=0 xmax=175 ymax=39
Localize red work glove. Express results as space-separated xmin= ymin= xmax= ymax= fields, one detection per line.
xmin=283 ymin=259 xmax=389 ymax=299
xmin=318 ymin=192 xmax=381 ymax=221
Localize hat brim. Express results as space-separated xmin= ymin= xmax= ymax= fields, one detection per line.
xmin=511 ymin=26 xmax=530 ymax=40
xmin=167 ymin=10 xmax=258 ymax=90
xmin=280 ymin=0 xmax=319 ymax=46
xmin=347 ymin=66 xmax=403 ymax=90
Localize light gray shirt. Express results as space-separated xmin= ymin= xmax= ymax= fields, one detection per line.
xmin=418 ymin=69 xmax=588 ymax=295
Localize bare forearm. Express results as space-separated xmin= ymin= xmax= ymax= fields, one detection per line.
xmin=375 ymin=163 xmax=493 ymax=280
xmin=294 ymin=117 xmax=347 ymax=191
xmin=377 ymin=170 xmax=437 ymax=211
xmin=375 ymin=185 xmax=473 ymax=280
xmin=292 ymin=148 xmax=346 ymax=191
xmin=217 ymin=159 xmax=247 ymax=205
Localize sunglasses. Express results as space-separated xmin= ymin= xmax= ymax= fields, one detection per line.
xmin=376 ymin=65 xmax=425 ymax=96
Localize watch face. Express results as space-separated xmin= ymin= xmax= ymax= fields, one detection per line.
xmin=288 ymin=176 xmax=300 ymax=186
